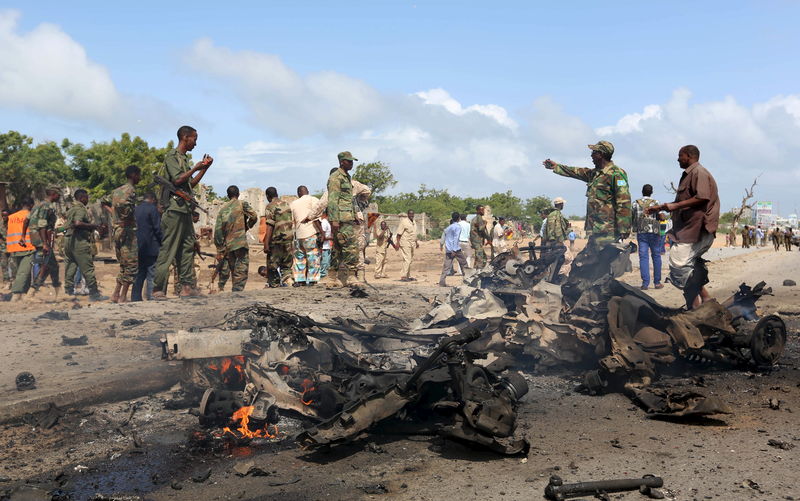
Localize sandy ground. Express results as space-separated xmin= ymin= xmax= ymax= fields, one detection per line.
xmin=0 ymin=237 xmax=799 ymax=500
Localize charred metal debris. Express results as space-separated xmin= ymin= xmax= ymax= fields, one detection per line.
xmin=162 ymin=241 xmax=787 ymax=454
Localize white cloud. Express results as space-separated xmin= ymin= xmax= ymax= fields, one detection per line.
xmin=596 ymin=104 xmax=662 ymax=135
xmin=185 ymin=38 xmax=386 ymax=139
xmin=0 ymin=10 xmax=176 ymax=130
xmin=415 ymin=88 xmax=518 ymax=130
xmin=0 ymin=10 xmax=119 ymax=121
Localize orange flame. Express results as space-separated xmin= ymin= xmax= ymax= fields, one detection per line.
xmin=221 ymin=405 xmax=279 ymax=439
xmin=208 ymin=356 xmax=246 ymax=385
xmin=300 ymin=378 xmax=316 ymax=406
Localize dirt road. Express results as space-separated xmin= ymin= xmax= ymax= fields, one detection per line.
xmin=0 ymin=241 xmax=798 ymax=500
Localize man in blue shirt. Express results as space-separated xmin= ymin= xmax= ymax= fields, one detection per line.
xmin=439 ymin=212 xmax=470 ymax=287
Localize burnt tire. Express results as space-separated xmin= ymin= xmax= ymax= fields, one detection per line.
xmin=750 ymin=314 xmax=787 ymax=366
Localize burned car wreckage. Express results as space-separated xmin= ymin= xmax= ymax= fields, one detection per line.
xmin=161 ymin=241 xmax=786 ymax=453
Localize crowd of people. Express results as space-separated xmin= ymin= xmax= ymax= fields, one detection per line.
xmin=1 ymin=127 xmax=785 ymax=311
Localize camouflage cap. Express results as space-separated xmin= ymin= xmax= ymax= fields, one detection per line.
xmin=337 ymin=151 xmax=358 ymax=162
xmin=587 ymin=140 xmax=614 ymax=157
xmin=45 ymin=186 xmax=62 ymax=194
xmin=553 ymin=197 xmax=566 ymax=205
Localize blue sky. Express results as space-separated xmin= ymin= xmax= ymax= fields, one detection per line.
xmin=2 ymin=1 xmax=800 ymax=215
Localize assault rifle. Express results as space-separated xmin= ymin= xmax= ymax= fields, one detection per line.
xmin=152 ymin=175 xmax=208 ymax=215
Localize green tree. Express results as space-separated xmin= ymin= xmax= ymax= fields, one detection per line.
xmin=64 ymin=133 xmax=173 ymax=199
xmin=524 ymin=195 xmax=553 ymax=231
xmin=353 ymin=161 xmax=397 ymax=197
xmin=486 ymin=191 xmax=523 ymax=219
xmin=0 ymin=130 xmax=72 ymax=203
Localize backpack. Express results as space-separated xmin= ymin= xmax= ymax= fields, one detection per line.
xmin=635 ymin=198 xmax=659 ymax=233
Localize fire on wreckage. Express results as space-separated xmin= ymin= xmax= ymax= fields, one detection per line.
xmin=161 ymin=241 xmax=787 ymax=452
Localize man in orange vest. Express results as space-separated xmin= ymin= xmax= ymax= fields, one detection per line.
xmin=7 ymin=197 xmax=35 ymax=301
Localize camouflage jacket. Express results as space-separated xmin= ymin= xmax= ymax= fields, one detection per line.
xmin=264 ymin=199 xmax=293 ymax=244
xmin=543 ymin=209 xmax=569 ymax=243
xmin=215 ymin=199 xmax=257 ymax=252
xmin=326 ymin=167 xmax=357 ymax=224
xmin=159 ymin=148 xmax=192 ymax=214
xmin=111 ymin=183 xmax=137 ymax=230
xmin=0 ymin=217 xmax=6 ymax=253
xmin=469 ymin=215 xmax=489 ymax=245
xmin=553 ymin=162 xmax=632 ymax=240
xmin=29 ymin=200 xmax=58 ymax=247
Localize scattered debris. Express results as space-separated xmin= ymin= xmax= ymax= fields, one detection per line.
xmin=233 ymin=461 xmax=269 ymax=477
xmin=359 ymin=483 xmax=389 ymax=495
xmin=349 ymin=286 xmax=369 ymax=298
xmin=768 ymin=398 xmax=781 ymax=410
xmin=767 ymin=439 xmax=795 ymax=450
xmin=783 ymin=279 xmax=796 ymax=287
xmin=267 ymin=477 xmax=301 ymax=487
xmin=61 ymin=335 xmax=89 ymax=346
xmin=121 ymin=318 xmax=144 ymax=327
xmin=544 ymin=474 xmax=663 ymax=501
xmin=15 ymin=371 xmax=36 ymax=391
xmin=36 ymin=310 xmax=70 ymax=321
xmin=191 ymin=467 xmax=212 ymax=483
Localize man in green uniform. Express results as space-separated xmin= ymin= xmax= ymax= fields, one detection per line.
xmin=214 ymin=185 xmax=257 ymax=292
xmin=152 ymin=125 xmax=213 ymax=299
xmin=23 ymin=187 xmax=63 ymax=300
xmin=469 ymin=205 xmax=491 ymax=268
xmin=64 ymin=189 xmax=107 ymax=301
xmin=543 ymin=197 xmax=570 ymax=244
xmin=326 ymin=151 xmax=361 ymax=286
xmin=110 ymin=165 xmax=141 ymax=303
xmin=543 ymin=141 xmax=631 ymax=256
xmin=263 ymin=187 xmax=293 ymax=287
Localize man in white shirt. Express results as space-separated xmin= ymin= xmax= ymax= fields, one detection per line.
xmin=492 ymin=217 xmax=508 ymax=254
xmin=289 ymin=186 xmax=322 ymax=286
xmin=458 ymin=214 xmax=472 ymax=268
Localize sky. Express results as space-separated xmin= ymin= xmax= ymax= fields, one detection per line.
xmin=2 ymin=1 xmax=800 ymax=216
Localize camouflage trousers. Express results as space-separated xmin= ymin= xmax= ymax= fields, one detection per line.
xmin=267 ymin=241 xmax=293 ymax=287
xmin=113 ymin=227 xmax=138 ymax=285
xmin=356 ymin=223 xmax=367 ymax=271
xmin=1 ymin=251 xmax=10 ymax=282
xmin=331 ymin=223 xmax=358 ymax=273
xmin=471 ymin=240 xmax=487 ymax=269
xmin=32 ymin=247 xmax=61 ymax=289
xmin=292 ymin=236 xmax=321 ymax=284
xmin=217 ymin=259 xmax=231 ymax=290
xmin=218 ymin=247 xmax=249 ymax=292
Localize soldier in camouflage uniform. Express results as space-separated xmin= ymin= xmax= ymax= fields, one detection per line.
xmin=263 ymin=187 xmax=293 ymax=287
xmin=469 ymin=205 xmax=491 ymax=268
xmin=64 ymin=189 xmax=107 ymax=301
xmin=352 ymin=180 xmax=372 ymax=281
xmin=214 ymin=185 xmax=257 ymax=292
xmin=110 ymin=166 xmax=141 ymax=303
xmin=23 ymin=187 xmax=63 ymax=301
xmin=327 ymin=151 xmax=361 ymax=286
xmin=543 ymin=197 xmax=570 ymax=244
xmin=543 ymin=140 xmax=632 ymax=256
